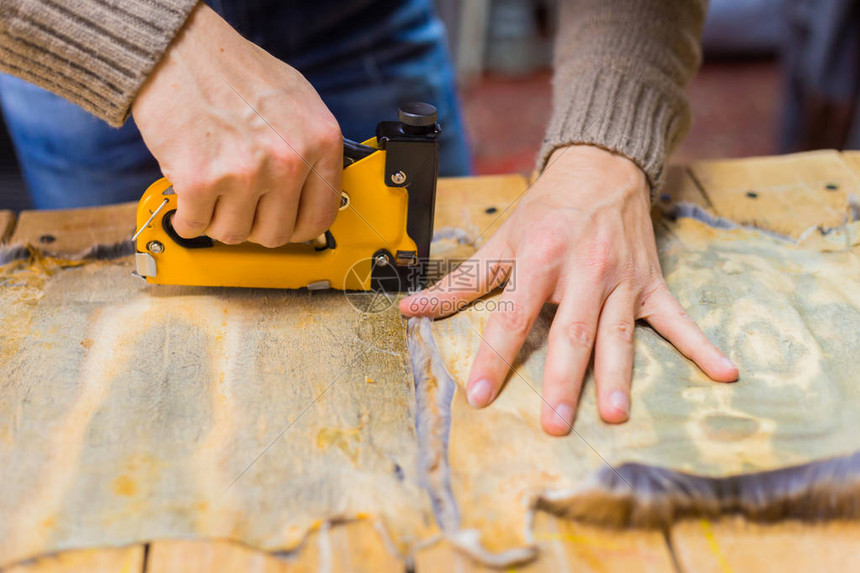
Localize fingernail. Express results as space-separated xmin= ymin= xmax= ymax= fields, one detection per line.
xmin=553 ymin=404 xmax=575 ymax=428
xmin=721 ymin=356 xmax=737 ymax=370
xmin=609 ymin=391 xmax=629 ymax=416
xmin=467 ymin=378 xmax=493 ymax=407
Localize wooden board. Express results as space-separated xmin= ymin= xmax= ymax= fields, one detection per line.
xmin=671 ymin=518 xmax=860 ymax=573
xmin=841 ymin=150 xmax=860 ymax=179
xmin=148 ymin=522 xmax=402 ymax=573
xmin=660 ymin=164 xmax=711 ymax=208
xmin=688 ymin=150 xmax=858 ymax=238
xmin=9 ymin=202 xmax=136 ymax=256
xmin=434 ymin=174 xmax=528 ymax=246
xmin=415 ymin=513 xmax=675 ymax=573
xmin=0 ymin=211 xmax=15 ymax=243
xmin=2 ymin=546 xmax=143 ymax=573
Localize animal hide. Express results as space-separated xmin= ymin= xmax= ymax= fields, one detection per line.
xmin=0 ymin=253 xmax=436 ymax=567
xmin=424 ymin=214 xmax=860 ymax=564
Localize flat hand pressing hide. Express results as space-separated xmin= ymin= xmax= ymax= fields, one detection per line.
xmin=401 ymin=145 xmax=738 ymax=434
xmin=132 ymin=3 xmax=343 ymax=247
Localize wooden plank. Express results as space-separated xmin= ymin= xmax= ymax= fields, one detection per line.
xmin=671 ymin=518 xmax=860 ymax=573
xmin=147 ymin=522 xmax=403 ymax=573
xmin=1 ymin=546 xmax=143 ymax=573
xmin=414 ymin=513 xmax=676 ymax=573
xmin=841 ymin=150 xmax=860 ymax=176
xmin=9 ymin=202 xmax=136 ymax=256
xmin=688 ymin=149 xmax=858 ymax=238
xmin=435 ymin=174 xmax=528 ymax=247
xmin=0 ymin=211 xmax=15 ymax=244
xmin=659 ymin=164 xmax=711 ymax=208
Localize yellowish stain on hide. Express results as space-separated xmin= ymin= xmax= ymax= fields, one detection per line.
xmin=0 ymin=249 xmax=85 ymax=292
xmin=111 ymin=475 xmax=138 ymax=497
xmin=80 ymin=338 xmax=94 ymax=349
xmin=316 ymin=425 xmax=363 ymax=464
xmin=701 ymin=414 xmax=760 ymax=442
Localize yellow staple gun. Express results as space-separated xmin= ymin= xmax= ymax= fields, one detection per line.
xmin=133 ymin=103 xmax=440 ymax=292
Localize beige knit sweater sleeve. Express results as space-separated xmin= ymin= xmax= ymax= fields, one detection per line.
xmin=0 ymin=0 xmax=198 ymax=126
xmin=542 ymin=0 xmax=707 ymax=191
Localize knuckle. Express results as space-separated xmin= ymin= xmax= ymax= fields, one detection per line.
xmin=609 ymin=320 xmax=635 ymax=343
xmin=582 ymin=239 xmax=614 ymax=280
xmin=561 ymin=321 xmax=593 ymax=349
xmin=175 ymin=174 xmax=214 ymax=197
xmin=255 ymin=234 xmax=290 ymax=248
xmin=496 ymin=305 xmax=530 ymax=337
xmin=231 ymin=159 xmax=260 ymax=183
xmin=180 ymin=169 xmax=229 ymax=197
xmin=266 ymin=137 xmax=302 ymax=171
xmin=318 ymin=119 xmax=343 ymax=148
xmin=298 ymin=201 xmax=340 ymax=239
xmin=318 ymin=201 xmax=339 ymax=225
xmin=177 ymin=217 xmax=208 ymax=231
xmin=270 ymin=142 xmax=298 ymax=166
xmin=638 ymin=280 xmax=668 ymax=312
xmin=674 ymin=306 xmax=691 ymax=321
xmin=280 ymin=156 xmax=305 ymax=181
xmin=305 ymin=214 xmax=335 ymax=238
xmin=530 ymin=226 xmax=568 ymax=265
xmin=211 ymin=230 xmax=248 ymax=245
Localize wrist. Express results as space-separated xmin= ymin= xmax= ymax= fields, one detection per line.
xmin=132 ymin=2 xmax=219 ymax=117
xmin=548 ymin=145 xmax=646 ymax=182
xmin=544 ymin=144 xmax=650 ymax=200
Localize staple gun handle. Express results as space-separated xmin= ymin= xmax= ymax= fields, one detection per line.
xmin=343 ymin=138 xmax=377 ymax=167
xmin=162 ymin=210 xmax=215 ymax=249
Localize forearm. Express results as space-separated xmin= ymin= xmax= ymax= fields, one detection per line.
xmin=542 ymin=0 xmax=707 ymax=193
xmin=0 ymin=0 xmax=199 ymax=125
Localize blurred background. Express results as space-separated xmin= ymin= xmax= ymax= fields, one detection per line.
xmin=0 ymin=0 xmax=857 ymax=211
xmin=439 ymin=0 xmax=858 ymax=172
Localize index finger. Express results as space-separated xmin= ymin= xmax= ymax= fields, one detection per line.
xmin=173 ymin=187 xmax=217 ymax=239
xmin=399 ymin=241 xmax=509 ymax=318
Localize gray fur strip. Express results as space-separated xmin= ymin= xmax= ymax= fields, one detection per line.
xmin=541 ymin=451 xmax=860 ymax=527
xmin=0 ymin=239 xmax=134 ymax=266
xmin=406 ymin=317 xmax=460 ymax=533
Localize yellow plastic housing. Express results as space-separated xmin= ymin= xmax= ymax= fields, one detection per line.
xmin=134 ymin=138 xmax=417 ymax=290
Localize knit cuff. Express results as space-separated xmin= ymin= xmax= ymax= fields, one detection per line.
xmin=538 ymin=64 xmax=690 ymax=196
xmin=0 ymin=0 xmax=200 ymax=126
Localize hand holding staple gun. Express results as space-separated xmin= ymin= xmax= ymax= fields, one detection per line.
xmin=132 ymin=3 xmax=344 ymax=248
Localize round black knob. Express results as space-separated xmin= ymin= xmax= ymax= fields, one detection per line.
xmin=398 ymin=102 xmax=437 ymax=127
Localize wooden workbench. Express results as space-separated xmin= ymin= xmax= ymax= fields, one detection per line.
xmin=1 ymin=150 xmax=859 ymax=573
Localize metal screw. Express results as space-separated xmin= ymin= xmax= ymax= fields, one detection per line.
xmin=391 ymin=171 xmax=407 ymax=185
xmin=374 ymin=253 xmax=390 ymax=267
xmin=147 ymin=241 xmax=165 ymax=254
xmin=339 ymin=192 xmax=350 ymax=210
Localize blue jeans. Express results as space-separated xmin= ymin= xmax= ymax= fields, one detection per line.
xmin=0 ymin=0 xmax=471 ymax=209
